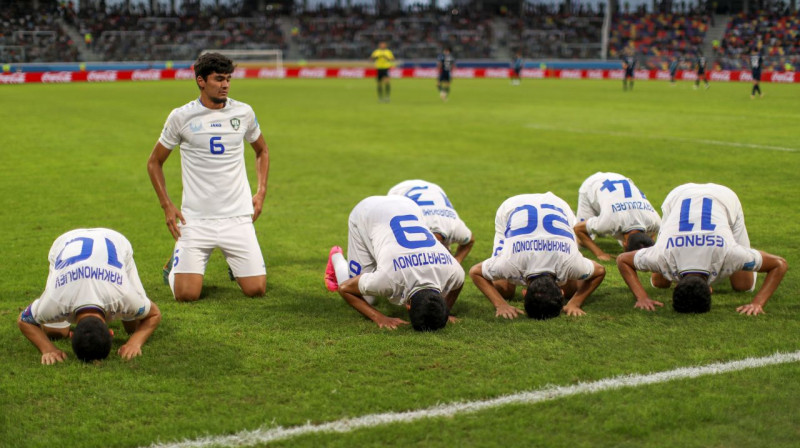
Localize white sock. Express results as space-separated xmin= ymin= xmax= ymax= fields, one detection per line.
xmin=332 ymin=252 xmax=349 ymax=285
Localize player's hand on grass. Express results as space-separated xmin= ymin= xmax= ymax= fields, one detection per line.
xmin=41 ymin=350 xmax=67 ymax=365
xmin=118 ymin=343 xmax=143 ymax=360
xmin=597 ymin=253 xmax=615 ymax=262
xmin=376 ymin=316 xmax=409 ymax=330
xmin=736 ymin=303 xmax=764 ymax=316
xmin=563 ymin=304 xmax=586 ymax=316
xmin=163 ymin=202 xmax=185 ymax=240
xmin=495 ymin=303 xmax=523 ymax=319
xmin=447 ymin=315 xmax=460 ymax=324
xmin=634 ymin=297 xmax=664 ymax=311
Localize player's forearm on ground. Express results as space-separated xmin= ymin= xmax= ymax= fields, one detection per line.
xmin=18 ymin=318 xmax=59 ymax=355
xmin=574 ymin=224 xmax=606 ymax=258
xmin=453 ymin=237 xmax=474 ymax=263
xmin=616 ymin=255 xmax=648 ymax=300
xmin=569 ymin=265 xmax=606 ymax=308
xmin=125 ymin=303 xmax=162 ymax=348
xmin=752 ymin=252 xmax=788 ymax=307
xmin=444 ymin=286 xmax=462 ymax=311
xmin=341 ymin=290 xmax=388 ymax=323
xmin=468 ymin=265 xmax=509 ymax=310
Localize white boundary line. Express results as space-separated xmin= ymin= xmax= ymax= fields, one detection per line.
xmin=524 ymin=123 xmax=799 ymax=152
xmin=147 ymin=350 xmax=800 ymax=448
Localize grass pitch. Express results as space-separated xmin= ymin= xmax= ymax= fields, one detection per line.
xmin=0 ymin=78 xmax=798 ymax=448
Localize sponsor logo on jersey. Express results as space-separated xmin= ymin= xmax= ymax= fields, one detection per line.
xmin=230 ymin=118 xmax=240 ymax=130
xmin=210 ymin=122 xmax=222 ymax=128
xmin=42 ymin=72 xmax=73 ymax=83
xmin=189 ymin=121 xmax=203 ymax=132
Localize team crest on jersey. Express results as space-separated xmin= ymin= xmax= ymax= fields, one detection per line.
xmin=189 ymin=121 xmax=203 ymax=132
xmin=230 ymin=118 xmax=241 ymax=130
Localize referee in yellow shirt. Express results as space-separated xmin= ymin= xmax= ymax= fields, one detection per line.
xmin=370 ymin=41 xmax=395 ymax=103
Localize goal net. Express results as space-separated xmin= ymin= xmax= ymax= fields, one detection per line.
xmin=199 ymin=49 xmax=283 ymax=70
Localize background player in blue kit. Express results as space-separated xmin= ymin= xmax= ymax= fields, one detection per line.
xmin=511 ymin=51 xmax=523 ymax=85
xmin=750 ymin=49 xmax=764 ymax=99
xmin=669 ymin=55 xmax=681 ymax=85
xmin=694 ymin=52 xmax=710 ymax=89
xmin=437 ymin=47 xmax=455 ymax=101
xmin=622 ymin=48 xmax=636 ymax=91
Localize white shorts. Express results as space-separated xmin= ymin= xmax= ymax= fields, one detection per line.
xmin=171 ymin=216 xmax=266 ymax=278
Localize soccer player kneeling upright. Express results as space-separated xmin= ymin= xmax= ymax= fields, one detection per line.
xmin=325 ymin=196 xmax=464 ymax=331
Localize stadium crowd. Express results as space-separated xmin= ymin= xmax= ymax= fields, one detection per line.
xmin=716 ymin=11 xmax=799 ymax=71
xmin=0 ymin=2 xmax=79 ymax=63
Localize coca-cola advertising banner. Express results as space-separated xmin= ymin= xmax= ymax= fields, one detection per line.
xmin=2 ymin=68 xmax=798 ymax=84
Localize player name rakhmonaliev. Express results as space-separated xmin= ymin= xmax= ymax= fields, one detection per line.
xmin=392 ymin=252 xmax=454 ymax=271
xmin=54 ymin=266 xmax=124 ymax=288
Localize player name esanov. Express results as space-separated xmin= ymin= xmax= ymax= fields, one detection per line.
xmin=422 ymin=208 xmax=458 ymax=219
xmin=512 ymin=239 xmax=571 ymax=254
xmin=54 ymin=266 xmax=124 ymax=288
xmin=392 ymin=251 xmax=454 ymax=271
xmin=610 ymin=201 xmax=655 ymax=213
xmin=665 ymin=234 xmax=725 ymax=249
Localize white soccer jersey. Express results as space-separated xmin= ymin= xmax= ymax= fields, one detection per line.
xmin=347 ymin=196 xmax=465 ymax=305
xmin=387 ymin=180 xmax=472 ymax=247
xmin=576 ymin=172 xmax=661 ymax=242
xmin=21 ymin=229 xmax=151 ymax=325
xmin=482 ymin=193 xmax=595 ymax=286
xmin=159 ymin=98 xmax=261 ymax=219
xmin=634 ymin=183 xmax=761 ymax=284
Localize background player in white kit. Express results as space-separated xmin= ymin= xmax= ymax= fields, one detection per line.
xmin=147 ymin=52 xmax=269 ymax=302
xmin=387 ymin=179 xmax=474 ymax=263
xmin=325 ymin=196 xmax=464 ymax=331
xmin=469 ymin=193 xmax=605 ymax=320
xmin=17 ymin=229 xmax=162 ymax=364
xmin=574 ymin=172 xmax=661 ymax=261
xmin=617 ymin=183 xmax=788 ymax=314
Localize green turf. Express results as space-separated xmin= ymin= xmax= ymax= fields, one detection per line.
xmin=0 ymin=78 xmax=798 ymax=448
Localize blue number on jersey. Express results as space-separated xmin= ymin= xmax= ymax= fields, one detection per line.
xmin=505 ymin=204 xmax=574 ymax=241
xmin=405 ymin=186 xmax=435 ymax=206
xmin=390 ymin=215 xmax=437 ymax=249
xmin=55 ymin=237 xmax=123 ymax=270
xmin=678 ymin=198 xmax=716 ymax=232
xmin=349 ymin=260 xmax=361 ymax=278
xmin=209 ymin=136 xmax=225 ymax=154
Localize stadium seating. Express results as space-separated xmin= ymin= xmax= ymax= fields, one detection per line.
xmin=608 ymin=12 xmax=709 ymax=69
xmin=0 ymin=3 xmax=79 ymax=63
xmin=716 ymin=11 xmax=800 ymax=71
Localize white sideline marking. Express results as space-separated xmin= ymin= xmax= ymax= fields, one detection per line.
xmin=525 ymin=124 xmax=799 ymax=152
xmin=147 ymin=350 xmax=800 ymax=448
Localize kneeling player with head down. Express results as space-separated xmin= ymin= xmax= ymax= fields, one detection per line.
xmin=325 ymin=196 xmax=464 ymax=330
xmin=616 ymin=183 xmax=788 ymax=314
xmin=469 ymin=193 xmax=606 ymax=320
xmin=17 ymin=228 xmax=162 ymax=364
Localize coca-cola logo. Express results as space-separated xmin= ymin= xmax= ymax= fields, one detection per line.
xmin=132 ymin=70 xmax=162 ymax=81
xmin=682 ymin=72 xmax=698 ymax=80
xmin=87 ymin=70 xmax=118 ymax=82
xmin=41 ymin=72 xmax=72 ymax=83
xmin=560 ymin=70 xmax=582 ymax=79
xmin=521 ymin=69 xmax=545 ymax=78
xmin=656 ymin=71 xmax=671 ymax=80
xmin=0 ymin=73 xmax=26 ymax=84
xmin=484 ymin=69 xmax=508 ymax=78
xmin=413 ymin=68 xmax=438 ymax=78
xmin=608 ymin=70 xmax=625 ymax=79
xmin=174 ymin=69 xmax=195 ymax=80
xmin=298 ymin=68 xmax=326 ymax=78
xmin=453 ymin=69 xmax=475 ymax=78
xmin=710 ymin=71 xmax=731 ymax=81
xmin=771 ymin=72 xmax=795 ymax=83
xmin=389 ymin=68 xmax=403 ymax=78
xmin=257 ymin=68 xmax=285 ymax=79
xmin=337 ymin=69 xmax=365 ymax=78
xmin=634 ymin=69 xmax=650 ymax=79
xmin=232 ymin=68 xmax=247 ymax=79
xmin=587 ymin=70 xmax=604 ymax=79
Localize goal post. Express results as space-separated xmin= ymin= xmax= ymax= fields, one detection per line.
xmin=199 ymin=49 xmax=283 ymax=70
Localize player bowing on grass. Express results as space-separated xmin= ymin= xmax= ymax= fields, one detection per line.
xmin=574 ymin=172 xmax=661 ymax=261
xmin=469 ymin=193 xmax=605 ymax=320
xmin=617 ymin=183 xmax=788 ymax=315
xmin=388 ymin=179 xmax=474 ymax=263
xmin=147 ymin=52 xmax=269 ymax=302
xmin=324 ymin=196 xmax=465 ymax=331
xmin=17 ymin=228 xmax=161 ymax=364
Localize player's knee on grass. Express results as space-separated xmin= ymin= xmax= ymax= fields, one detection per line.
xmin=524 ymin=275 xmax=564 ymax=320
xmin=672 ymin=276 xmax=711 ymax=313
xmin=42 ymin=323 xmax=70 ymax=339
xmin=238 ymin=275 xmax=266 ymax=297
xmin=729 ymin=270 xmax=756 ymax=292
xmin=173 ymin=274 xmax=203 ymax=302
xmin=651 ymin=273 xmax=671 ymax=289
xmin=408 ymin=289 xmax=448 ymax=332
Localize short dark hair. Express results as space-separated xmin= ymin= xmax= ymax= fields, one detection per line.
xmin=408 ymin=289 xmax=448 ymax=332
xmin=524 ymin=275 xmax=564 ymax=320
xmin=672 ymin=276 xmax=711 ymax=313
xmin=194 ymin=52 xmax=235 ymax=80
xmin=625 ymin=232 xmax=655 ymax=252
xmin=72 ymin=316 xmax=112 ymax=362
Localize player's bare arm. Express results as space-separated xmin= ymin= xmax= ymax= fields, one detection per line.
xmin=249 ymin=134 xmax=270 ymax=222
xmin=736 ymin=251 xmax=788 ymax=316
xmin=147 ymin=141 xmax=185 ymax=240
xmin=118 ymin=301 xmax=162 ymax=360
xmin=17 ymin=314 xmax=67 ymax=365
xmin=574 ymin=221 xmax=613 ymax=261
xmin=617 ymin=252 xmax=664 ymax=311
xmin=468 ymin=263 xmax=524 ymax=319
xmin=338 ymin=276 xmax=409 ymax=329
xmin=563 ymin=261 xmax=605 ymax=316
xmin=453 ymin=234 xmax=475 ymax=263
